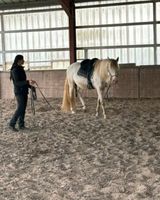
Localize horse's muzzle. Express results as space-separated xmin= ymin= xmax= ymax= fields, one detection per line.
xmin=112 ymin=76 xmax=118 ymax=84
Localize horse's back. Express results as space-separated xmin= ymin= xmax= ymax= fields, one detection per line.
xmin=67 ymin=62 xmax=80 ymax=79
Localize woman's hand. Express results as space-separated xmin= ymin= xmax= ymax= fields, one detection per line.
xmin=29 ymin=80 xmax=37 ymax=85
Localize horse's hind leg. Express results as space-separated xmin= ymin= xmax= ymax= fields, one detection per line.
xmin=78 ymin=90 xmax=86 ymax=111
xmin=96 ymin=99 xmax=100 ymax=117
xmin=68 ymin=83 xmax=76 ymax=114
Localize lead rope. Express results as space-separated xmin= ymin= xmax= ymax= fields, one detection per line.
xmin=103 ymin=72 xmax=112 ymax=100
xmin=104 ymin=84 xmax=111 ymax=100
xmin=35 ymin=82 xmax=53 ymax=109
xmin=104 ymin=71 xmax=117 ymax=100
xmin=27 ymin=68 xmax=35 ymax=115
xmin=27 ymin=67 xmax=53 ymax=113
xmin=30 ymin=83 xmax=54 ymax=116
xmin=30 ymin=86 xmax=37 ymax=115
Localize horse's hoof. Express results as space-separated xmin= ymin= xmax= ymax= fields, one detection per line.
xmin=71 ymin=111 xmax=75 ymax=114
xmin=83 ymin=107 xmax=86 ymax=112
xmin=95 ymin=113 xmax=99 ymax=117
xmin=103 ymin=115 xmax=106 ymax=119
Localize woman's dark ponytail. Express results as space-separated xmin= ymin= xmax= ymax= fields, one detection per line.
xmin=10 ymin=55 xmax=24 ymax=80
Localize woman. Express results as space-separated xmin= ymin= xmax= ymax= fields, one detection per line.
xmin=9 ymin=55 xmax=36 ymax=132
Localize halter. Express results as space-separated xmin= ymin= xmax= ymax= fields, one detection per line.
xmin=107 ymin=58 xmax=119 ymax=81
xmin=108 ymin=70 xmax=117 ymax=82
xmin=104 ymin=68 xmax=118 ymax=99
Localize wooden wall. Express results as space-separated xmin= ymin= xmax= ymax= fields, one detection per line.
xmin=0 ymin=64 xmax=160 ymax=99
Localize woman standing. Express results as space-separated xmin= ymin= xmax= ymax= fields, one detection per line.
xmin=9 ymin=55 xmax=36 ymax=131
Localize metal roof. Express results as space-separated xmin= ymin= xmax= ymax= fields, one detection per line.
xmin=0 ymin=0 xmax=59 ymax=10
xmin=0 ymin=0 xmax=104 ymax=10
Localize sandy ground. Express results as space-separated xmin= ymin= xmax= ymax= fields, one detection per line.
xmin=0 ymin=97 xmax=160 ymax=200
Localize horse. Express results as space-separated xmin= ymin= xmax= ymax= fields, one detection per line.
xmin=61 ymin=57 xmax=120 ymax=119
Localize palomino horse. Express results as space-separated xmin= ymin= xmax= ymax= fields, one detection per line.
xmin=61 ymin=57 xmax=119 ymax=119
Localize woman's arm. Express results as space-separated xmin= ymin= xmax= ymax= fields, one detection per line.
xmin=11 ymin=68 xmax=30 ymax=87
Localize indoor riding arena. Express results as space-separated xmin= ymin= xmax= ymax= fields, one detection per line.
xmin=0 ymin=1 xmax=160 ymax=200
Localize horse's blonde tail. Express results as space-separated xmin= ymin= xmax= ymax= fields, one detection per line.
xmin=61 ymin=78 xmax=76 ymax=112
xmin=61 ymin=78 xmax=70 ymax=112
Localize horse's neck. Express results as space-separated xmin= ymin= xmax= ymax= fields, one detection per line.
xmin=95 ymin=61 xmax=110 ymax=82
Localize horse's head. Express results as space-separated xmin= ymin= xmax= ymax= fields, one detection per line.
xmin=107 ymin=57 xmax=119 ymax=84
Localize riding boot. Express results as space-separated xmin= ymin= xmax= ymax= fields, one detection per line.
xmin=18 ymin=117 xmax=25 ymax=129
xmin=87 ymin=81 xmax=93 ymax=89
xmin=9 ymin=124 xmax=19 ymax=132
xmin=9 ymin=112 xmax=19 ymax=127
xmin=87 ymin=76 xmax=94 ymax=89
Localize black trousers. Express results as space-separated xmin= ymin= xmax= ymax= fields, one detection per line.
xmin=9 ymin=94 xmax=28 ymax=128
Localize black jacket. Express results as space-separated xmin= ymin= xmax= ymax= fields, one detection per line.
xmin=11 ymin=65 xmax=31 ymax=95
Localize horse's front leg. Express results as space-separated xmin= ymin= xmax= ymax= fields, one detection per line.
xmin=96 ymin=88 xmax=106 ymax=119
xmin=96 ymin=99 xmax=100 ymax=117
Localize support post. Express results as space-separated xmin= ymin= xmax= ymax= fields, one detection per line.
xmin=59 ymin=0 xmax=76 ymax=64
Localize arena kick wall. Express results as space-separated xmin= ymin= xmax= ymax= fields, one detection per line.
xmin=0 ymin=64 xmax=160 ymax=99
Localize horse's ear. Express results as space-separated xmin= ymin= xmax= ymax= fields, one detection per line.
xmin=116 ymin=57 xmax=119 ymax=62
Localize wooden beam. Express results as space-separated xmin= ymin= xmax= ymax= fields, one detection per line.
xmin=59 ymin=0 xmax=71 ymax=16
xmin=59 ymin=0 xmax=77 ymax=64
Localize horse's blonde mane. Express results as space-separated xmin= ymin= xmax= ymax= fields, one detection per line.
xmin=94 ymin=59 xmax=110 ymax=81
